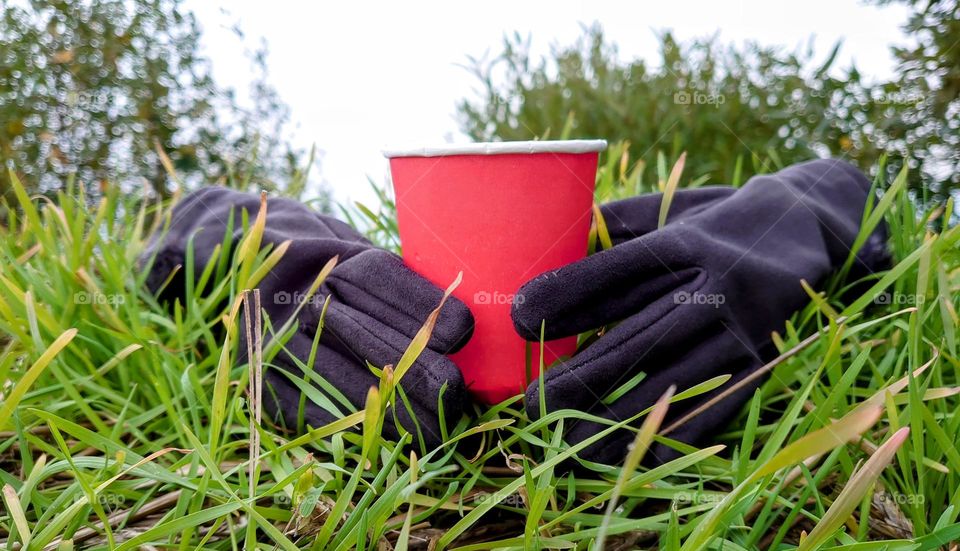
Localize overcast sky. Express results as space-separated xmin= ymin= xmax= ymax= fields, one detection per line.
xmin=187 ymin=0 xmax=911 ymax=207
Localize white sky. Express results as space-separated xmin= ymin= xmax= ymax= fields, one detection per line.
xmin=187 ymin=0 xmax=911 ymax=207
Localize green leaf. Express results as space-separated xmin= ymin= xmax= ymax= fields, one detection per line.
xmin=799 ymin=427 xmax=911 ymax=550
xmin=0 ymin=328 xmax=77 ymax=429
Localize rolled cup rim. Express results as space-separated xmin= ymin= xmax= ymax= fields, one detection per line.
xmin=382 ymin=139 xmax=607 ymax=158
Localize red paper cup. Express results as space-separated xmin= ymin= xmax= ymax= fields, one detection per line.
xmin=384 ymin=140 xmax=606 ymax=404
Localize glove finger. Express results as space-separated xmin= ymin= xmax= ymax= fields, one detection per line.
xmin=327 ymin=248 xmax=475 ymax=353
xmin=648 ymin=363 xmax=763 ymax=464
xmin=263 ymin=309 xmax=464 ymax=448
xmin=512 ymin=227 xmax=700 ymax=341
xmin=172 ymin=186 xmax=368 ymax=243
xmin=601 ymin=186 xmax=736 ymax=244
xmin=263 ymin=342 xmax=373 ymax=428
xmin=525 ymin=302 xmax=727 ymax=422
xmin=532 ymin=328 xmax=759 ymax=465
xmin=159 ymin=187 xmax=360 ymax=255
xmin=565 ymin=359 xmax=761 ymax=466
xmin=144 ymin=187 xmax=368 ymax=299
xmin=320 ymin=300 xmax=467 ymax=442
xmin=259 ymin=236 xmax=368 ymax=305
xmin=264 ymin=349 xmax=455 ymax=448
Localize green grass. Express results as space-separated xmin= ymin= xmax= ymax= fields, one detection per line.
xmin=0 ymin=149 xmax=958 ymax=550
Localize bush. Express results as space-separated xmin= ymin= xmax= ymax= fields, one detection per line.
xmin=458 ymin=18 xmax=958 ymax=204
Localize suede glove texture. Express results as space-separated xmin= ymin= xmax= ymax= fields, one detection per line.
xmin=142 ymin=187 xmax=474 ymax=448
xmin=512 ymin=159 xmax=891 ymax=465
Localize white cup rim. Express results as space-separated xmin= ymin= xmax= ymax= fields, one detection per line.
xmin=382 ymin=139 xmax=607 ymax=158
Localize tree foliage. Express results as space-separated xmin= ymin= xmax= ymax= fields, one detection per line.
xmin=0 ymin=0 xmax=306 ymax=198
xmin=878 ymin=0 xmax=960 ymax=196
xmin=459 ymin=12 xmax=957 ymax=202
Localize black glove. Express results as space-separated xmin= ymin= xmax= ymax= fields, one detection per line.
xmin=142 ymin=187 xmax=474 ymax=448
xmin=512 ymin=159 xmax=890 ymax=465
